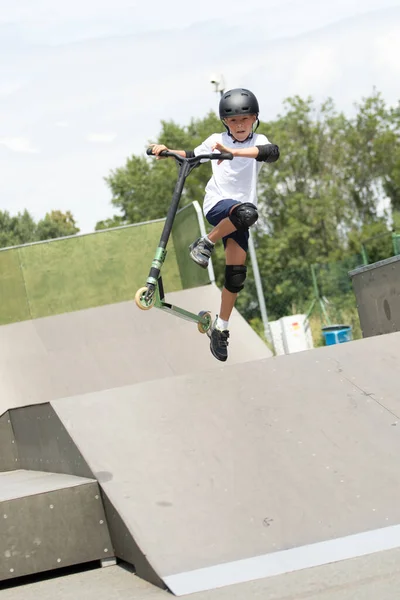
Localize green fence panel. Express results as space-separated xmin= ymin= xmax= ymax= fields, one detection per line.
xmin=172 ymin=203 xmax=211 ymax=290
xmin=0 ymin=220 xmax=183 ymax=323
xmin=0 ymin=250 xmax=31 ymax=325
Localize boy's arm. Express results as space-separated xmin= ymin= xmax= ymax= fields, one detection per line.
xmin=213 ymin=141 xmax=280 ymax=163
xmin=149 ymin=135 xmax=215 ymax=160
xmin=242 ymin=144 xmax=280 ymax=163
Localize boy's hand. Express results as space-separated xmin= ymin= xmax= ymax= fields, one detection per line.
xmin=149 ymin=143 xmax=169 ymax=159
xmin=212 ymin=141 xmax=234 ymax=164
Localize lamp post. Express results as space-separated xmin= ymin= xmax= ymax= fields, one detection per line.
xmin=208 ymin=75 xmax=273 ymax=345
xmin=248 ymin=230 xmax=272 ymax=344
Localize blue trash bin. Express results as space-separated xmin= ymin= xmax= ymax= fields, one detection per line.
xmin=321 ymin=324 xmax=353 ymax=346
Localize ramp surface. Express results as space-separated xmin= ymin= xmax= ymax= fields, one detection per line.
xmin=0 ymin=284 xmax=271 ymax=415
xmin=3 ymin=551 xmax=400 ymax=600
xmin=50 ymin=331 xmax=400 ymax=594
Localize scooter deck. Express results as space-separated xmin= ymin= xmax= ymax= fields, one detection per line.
xmin=155 ymin=277 xmax=212 ymax=331
xmin=135 ymin=275 xmax=212 ymax=334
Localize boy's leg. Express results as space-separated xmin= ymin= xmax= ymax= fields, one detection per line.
xmin=209 ymin=239 xmax=247 ymax=362
xmin=208 ymin=201 xmax=257 ymax=245
xmin=219 ymin=239 xmax=247 ymax=321
xmin=207 ymin=216 xmax=237 ymax=244
xmin=190 ymin=201 xmax=258 ymax=267
xmin=189 ymin=203 xmax=240 ymax=268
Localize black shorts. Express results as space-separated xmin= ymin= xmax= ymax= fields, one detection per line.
xmin=206 ymin=199 xmax=249 ymax=253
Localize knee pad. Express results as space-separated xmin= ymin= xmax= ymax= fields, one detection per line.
xmin=224 ymin=265 xmax=247 ymax=294
xmin=229 ymin=202 xmax=258 ymax=231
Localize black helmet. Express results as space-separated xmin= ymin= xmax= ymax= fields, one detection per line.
xmin=219 ymin=88 xmax=259 ymax=119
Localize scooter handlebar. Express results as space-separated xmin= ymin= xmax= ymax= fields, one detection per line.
xmin=208 ymin=152 xmax=234 ymax=161
xmin=146 ymin=147 xmax=233 ymax=161
xmin=146 ymin=148 xmax=170 ymax=157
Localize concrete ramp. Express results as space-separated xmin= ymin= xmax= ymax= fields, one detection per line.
xmin=2 ymin=403 xmax=164 ymax=588
xmin=0 ymin=284 xmax=271 ymax=415
xmin=0 ymin=470 xmax=114 ymax=582
xmin=0 ymin=412 xmax=17 ymax=472
xmin=49 ymin=332 xmax=400 ymax=595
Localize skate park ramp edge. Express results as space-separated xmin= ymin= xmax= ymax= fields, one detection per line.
xmin=1 ymin=403 xmax=164 ymax=588
xmin=48 ymin=330 xmax=400 ymax=595
xmin=0 ymin=283 xmax=272 ymax=416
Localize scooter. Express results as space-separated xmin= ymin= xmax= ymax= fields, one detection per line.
xmin=134 ymin=147 xmax=233 ymax=334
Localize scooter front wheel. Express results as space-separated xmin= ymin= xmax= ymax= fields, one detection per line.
xmin=135 ymin=286 xmax=156 ymax=310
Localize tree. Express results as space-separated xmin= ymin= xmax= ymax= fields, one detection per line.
xmin=104 ymin=155 xmax=179 ymax=224
xmin=95 ymin=215 xmax=126 ymax=231
xmin=100 ymin=91 xmax=400 ymax=323
xmin=344 ymin=89 xmax=399 ymax=223
xmin=0 ymin=210 xmax=37 ymax=248
xmin=101 ymin=112 xmax=221 ymax=228
xmin=347 ymin=219 xmax=394 ymax=265
xmin=257 ymin=96 xmax=353 ymax=264
xmin=248 ymin=92 xmax=400 ymax=319
xmin=36 ymin=210 xmax=80 ymax=240
xmin=0 ymin=209 xmax=80 ymax=249
xmin=383 ymin=100 xmax=400 ymax=215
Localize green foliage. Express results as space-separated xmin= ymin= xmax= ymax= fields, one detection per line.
xmin=104 ymin=155 xmax=179 ymax=224
xmin=0 ymin=209 xmax=79 ymax=249
xmin=96 ymin=90 xmax=400 ymax=330
xmin=0 ymin=210 xmax=37 ymax=248
xmin=36 ymin=210 xmax=79 ymax=240
xmin=102 ymin=112 xmax=222 ymax=227
xmin=95 ymin=215 xmax=126 ymax=231
xmin=347 ymin=219 xmax=394 ymax=264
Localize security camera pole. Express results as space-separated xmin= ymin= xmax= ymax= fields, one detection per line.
xmin=210 ymin=74 xmax=225 ymax=98
xmin=209 ymin=75 xmax=273 ymax=346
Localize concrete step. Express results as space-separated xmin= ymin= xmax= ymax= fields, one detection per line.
xmin=0 ymin=469 xmax=114 ymax=582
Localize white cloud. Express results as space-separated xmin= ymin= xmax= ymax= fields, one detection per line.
xmin=0 ymin=137 xmax=38 ymax=153
xmin=374 ymin=27 xmax=400 ymax=75
xmin=293 ymin=45 xmax=341 ymax=96
xmin=86 ymin=133 xmax=117 ymax=143
xmin=0 ymin=81 xmax=25 ymax=98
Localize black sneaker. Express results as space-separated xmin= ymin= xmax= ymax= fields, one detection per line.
xmin=209 ymin=322 xmax=230 ymax=362
xmin=189 ymin=237 xmax=214 ymax=268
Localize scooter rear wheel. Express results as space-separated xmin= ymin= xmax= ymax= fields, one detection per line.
xmin=135 ymin=286 xmax=156 ymax=310
xmin=197 ymin=310 xmax=212 ymax=334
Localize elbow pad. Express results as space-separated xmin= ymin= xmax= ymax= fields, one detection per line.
xmin=185 ymin=150 xmax=195 ymax=158
xmin=256 ymin=144 xmax=280 ymax=163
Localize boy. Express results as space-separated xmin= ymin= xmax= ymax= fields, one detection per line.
xmin=150 ymin=88 xmax=279 ymax=362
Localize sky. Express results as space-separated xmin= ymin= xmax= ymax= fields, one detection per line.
xmin=1 ymin=0 xmax=400 ymax=233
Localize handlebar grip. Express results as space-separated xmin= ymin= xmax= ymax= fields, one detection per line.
xmin=218 ymin=152 xmax=234 ymax=160
xmin=146 ymin=147 xmax=169 ymax=157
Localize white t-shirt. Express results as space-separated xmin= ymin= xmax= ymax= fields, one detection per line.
xmin=193 ymin=131 xmax=270 ymax=216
